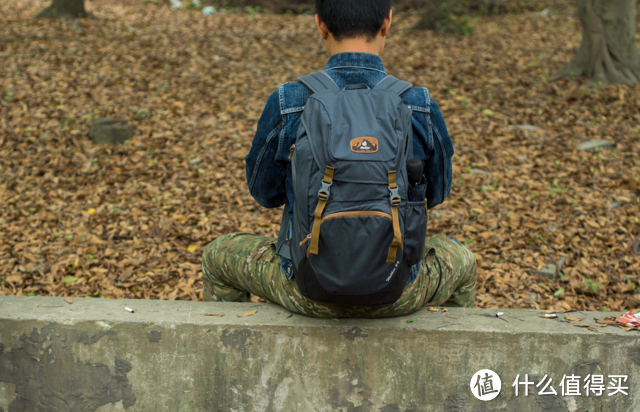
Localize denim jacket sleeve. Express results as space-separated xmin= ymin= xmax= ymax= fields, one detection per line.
xmin=403 ymin=88 xmax=454 ymax=209
xmin=425 ymin=99 xmax=454 ymax=208
xmin=245 ymin=91 xmax=287 ymax=208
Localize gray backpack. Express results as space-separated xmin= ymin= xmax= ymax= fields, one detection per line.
xmin=287 ymin=71 xmax=428 ymax=306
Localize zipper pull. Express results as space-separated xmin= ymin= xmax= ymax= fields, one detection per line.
xmin=289 ymin=144 xmax=295 ymax=162
xmin=299 ymin=234 xmax=311 ymax=247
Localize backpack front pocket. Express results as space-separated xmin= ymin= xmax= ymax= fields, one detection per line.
xmin=304 ymin=211 xmax=404 ymax=296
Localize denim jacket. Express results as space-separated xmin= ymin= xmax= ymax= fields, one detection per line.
xmin=245 ymin=52 xmax=454 ymax=284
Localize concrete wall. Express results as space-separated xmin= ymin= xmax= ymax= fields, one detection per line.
xmin=0 ymin=295 xmax=638 ymax=412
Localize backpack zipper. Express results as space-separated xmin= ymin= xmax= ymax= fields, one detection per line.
xmin=299 ymin=234 xmax=311 ymax=247
xmin=322 ymin=211 xmax=392 ymax=223
xmin=303 ymin=211 xmax=394 ymax=257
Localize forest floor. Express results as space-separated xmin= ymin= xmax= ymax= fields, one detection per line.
xmin=1 ymin=0 xmax=639 ymax=312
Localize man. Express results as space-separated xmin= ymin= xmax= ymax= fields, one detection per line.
xmin=202 ymin=0 xmax=477 ymax=318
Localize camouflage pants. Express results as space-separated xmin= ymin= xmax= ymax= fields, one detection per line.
xmin=202 ymin=233 xmax=477 ymax=318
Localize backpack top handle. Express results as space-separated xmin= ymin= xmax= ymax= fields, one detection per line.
xmin=344 ymin=84 xmax=370 ymax=90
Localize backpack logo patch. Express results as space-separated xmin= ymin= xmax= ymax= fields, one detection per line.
xmin=351 ymin=137 xmax=379 ymax=153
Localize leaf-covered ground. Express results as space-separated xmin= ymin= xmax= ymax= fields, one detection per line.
xmin=1 ymin=0 xmax=639 ymax=311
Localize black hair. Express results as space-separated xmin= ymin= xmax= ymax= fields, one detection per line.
xmin=315 ymin=0 xmax=392 ymax=42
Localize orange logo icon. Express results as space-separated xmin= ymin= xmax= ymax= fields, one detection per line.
xmin=351 ymin=137 xmax=379 ymax=153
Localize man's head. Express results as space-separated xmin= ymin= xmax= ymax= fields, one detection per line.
xmin=315 ymin=0 xmax=393 ymax=56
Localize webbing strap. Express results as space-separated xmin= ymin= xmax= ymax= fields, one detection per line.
xmin=387 ymin=171 xmax=403 ymax=263
xmin=297 ymin=71 xmax=340 ymax=94
xmin=374 ymin=75 xmax=413 ymax=96
xmin=308 ymin=166 xmax=335 ymax=256
xmin=388 ymin=171 xmax=398 ymax=190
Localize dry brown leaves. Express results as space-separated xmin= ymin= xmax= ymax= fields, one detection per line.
xmin=596 ymin=316 xmax=640 ymax=333
xmin=0 ymin=1 xmax=638 ymax=311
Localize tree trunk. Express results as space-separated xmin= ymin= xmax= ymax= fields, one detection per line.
xmin=550 ymin=0 xmax=640 ymax=85
xmin=37 ymin=0 xmax=87 ymax=19
xmin=414 ymin=1 xmax=450 ymax=32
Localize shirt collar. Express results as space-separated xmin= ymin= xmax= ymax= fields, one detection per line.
xmin=324 ymin=52 xmax=387 ymax=74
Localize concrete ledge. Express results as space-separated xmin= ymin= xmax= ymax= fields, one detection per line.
xmin=1 ymin=296 xmax=639 ymax=412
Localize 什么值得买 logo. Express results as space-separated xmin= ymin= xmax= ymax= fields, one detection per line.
xmin=470 ymin=369 xmax=501 ymax=401
xmin=351 ymin=137 xmax=379 ymax=153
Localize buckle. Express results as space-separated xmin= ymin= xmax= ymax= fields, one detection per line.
xmin=389 ymin=187 xmax=401 ymax=205
xmin=318 ymin=181 xmax=332 ymax=200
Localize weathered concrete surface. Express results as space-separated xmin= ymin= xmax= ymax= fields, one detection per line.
xmin=0 ymin=296 xmax=638 ymax=412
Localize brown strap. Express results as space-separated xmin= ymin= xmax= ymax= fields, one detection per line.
xmin=308 ymin=166 xmax=334 ymax=256
xmin=388 ymin=171 xmax=398 ymax=190
xmin=322 ymin=166 xmax=334 ymax=183
xmin=387 ymin=171 xmax=403 ymax=263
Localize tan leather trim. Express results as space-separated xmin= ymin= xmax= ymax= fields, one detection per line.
xmin=322 ymin=211 xmax=392 ymax=223
xmin=387 ymin=205 xmax=403 ymax=263
xmin=387 ymin=170 xmax=403 ymax=263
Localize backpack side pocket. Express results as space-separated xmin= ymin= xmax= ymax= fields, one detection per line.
xmin=403 ymin=199 xmax=428 ymax=267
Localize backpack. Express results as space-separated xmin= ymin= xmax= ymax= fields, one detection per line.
xmin=286 ymin=71 xmax=428 ymax=306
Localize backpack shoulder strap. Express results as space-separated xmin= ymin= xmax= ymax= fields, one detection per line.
xmin=374 ymin=75 xmax=413 ymax=96
xmin=297 ymin=71 xmax=340 ymax=93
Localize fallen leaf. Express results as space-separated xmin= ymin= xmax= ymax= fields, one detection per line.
xmin=87 ymin=208 xmax=96 ymax=215
xmin=1 ymin=3 xmax=639 ymax=314
xmin=64 ymin=297 xmax=73 ymax=304
xmin=187 ymin=245 xmax=197 ymax=253
xmin=595 ymin=319 xmax=619 ymax=326
xmin=564 ymin=315 xmax=583 ymax=323
xmin=238 ymin=310 xmax=257 ymax=317
xmin=407 ymin=317 xmax=418 ymax=323
xmin=202 ymin=313 xmax=224 ymax=317
xmin=63 ymin=277 xmax=78 ymax=284
xmin=443 ymin=309 xmax=449 ymax=312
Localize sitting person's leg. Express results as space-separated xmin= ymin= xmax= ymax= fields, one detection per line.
xmin=420 ymin=235 xmax=477 ymax=308
xmin=202 ymin=232 xmax=477 ymax=317
xmin=201 ymin=233 xmax=275 ymax=303
xmin=203 ymin=233 xmax=432 ymax=318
